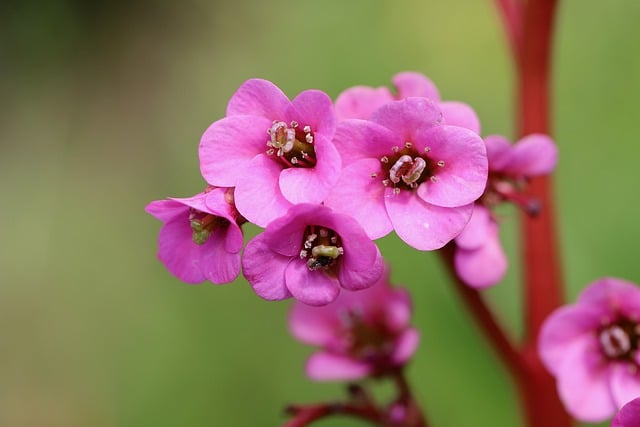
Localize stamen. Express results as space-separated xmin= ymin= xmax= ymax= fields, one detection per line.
xmin=291 ymin=157 xmax=298 ymax=165
xmin=437 ymin=160 xmax=445 ymax=167
xmin=430 ymin=176 xmax=438 ymax=182
xmin=370 ymin=173 xmax=377 ymax=178
xmin=305 ymin=134 xmax=313 ymax=143
xmin=424 ymin=147 xmax=431 ymax=153
xmin=299 ymin=250 xmax=308 ymax=259
xmin=266 ymin=148 xmax=275 ymax=155
xmin=405 ymin=142 xmax=412 ymax=148
xmin=600 ymin=325 xmax=631 ymax=358
xmin=382 ymin=179 xmax=390 ymax=186
xmin=389 ymin=155 xmax=413 ymax=184
xmin=290 ymin=121 xmax=298 ymax=128
xmin=303 ymin=125 xmax=311 ymax=133
xmin=393 ymin=188 xmax=401 ymax=195
xmin=392 ymin=146 xmax=399 ymax=153
xmin=380 ymin=156 xmax=389 ymax=164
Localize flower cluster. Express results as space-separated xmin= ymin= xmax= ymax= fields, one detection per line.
xmin=147 ymin=72 xmax=557 ymax=305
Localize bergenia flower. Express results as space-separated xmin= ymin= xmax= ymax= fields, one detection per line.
xmin=242 ymin=204 xmax=383 ymax=306
xmin=454 ymin=133 xmax=558 ymax=288
xmin=539 ymin=278 xmax=640 ymax=422
xmin=198 ymin=79 xmax=340 ymax=227
xmin=289 ymin=265 xmax=419 ymax=380
xmin=335 ymin=71 xmax=481 ymax=133
xmin=145 ymin=187 xmax=244 ymax=284
xmin=324 ymin=97 xmax=488 ymax=250
xmin=612 ymin=397 xmax=640 ymax=427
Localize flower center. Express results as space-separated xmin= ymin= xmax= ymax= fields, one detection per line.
xmin=266 ymin=120 xmax=317 ymax=168
xmin=189 ymin=210 xmax=229 ymax=245
xmin=598 ymin=319 xmax=640 ymax=361
xmin=299 ymin=225 xmax=343 ymax=271
xmin=374 ymin=142 xmax=444 ymax=194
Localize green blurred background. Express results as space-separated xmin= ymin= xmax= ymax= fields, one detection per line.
xmin=1 ymin=0 xmax=639 ymax=426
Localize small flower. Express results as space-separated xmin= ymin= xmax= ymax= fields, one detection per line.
xmin=289 ymin=265 xmax=419 ymax=380
xmin=198 ymin=79 xmax=341 ymax=227
xmin=612 ymin=397 xmax=640 ymax=427
xmin=324 ymin=97 xmax=488 ymax=250
xmin=145 ymin=187 xmax=244 ymax=284
xmin=538 ymin=278 xmax=640 ymax=422
xmin=335 ymin=71 xmax=481 ymax=133
xmin=242 ymin=204 xmax=383 ymax=306
xmin=453 ymin=133 xmax=558 ymax=288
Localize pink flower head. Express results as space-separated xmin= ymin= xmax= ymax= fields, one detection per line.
xmin=145 ymin=187 xmax=244 ymax=284
xmin=242 ymin=204 xmax=384 ymax=306
xmin=199 ymin=79 xmax=341 ymax=227
xmin=453 ymin=133 xmax=558 ymax=288
xmin=289 ymin=265 xmax=419 ymax=380
xmin=538 ymin=278 xmax=640 ymax=422
xmin=612 ymin=397 xmax=640 ymax=427
xmin=335 ymin=71 xmax=481 ymax=133
xmin=324 ymin=97 xmax=488 ymax=250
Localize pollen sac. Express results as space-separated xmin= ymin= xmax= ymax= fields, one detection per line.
xmin=267 ymin=121 xmax=295 ymax=156
xmin=388 ymin=155 xmax=427 ymax=186
xmin=302 ymin=226 xmax=344 ymax=271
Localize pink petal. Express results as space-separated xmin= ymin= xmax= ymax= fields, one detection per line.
xmin=414 ymin=125 xmax=487 ymax=207
xmin=288 ymin=89 xmax=336 ymax=137
xmin=200 ymin=226 xmax=241 ymax=284
xmin=278 ymin=136 xmax=341 ymax=204
xmin=612 ymin=397 xmax=640 ymax=427
xmin=556 ymin=336 xmax=616 ymax=422
xmin=168 ymin=193 xmax=209 ymax=213
xmin=371 ymin=98 xmax=443 ymax=140
xmin=289 ymin=301 xmax=341 ymax=346
xmin=538 ymin=305 xmax=604 ymax=376
xmin=234 ymin=154 xmax=292 ymax=227
xmin=223 ymin=221 xmax=244 ymax=254
xmin=385 ymin=190 xmax=473 ymax=250
xmin=285 ymin=260 xmax=340 ymax=306
xmin=226 ymin=78 xmax=290 ymax=118
xmin=156 ymin=215 xmax=206 ymax=284
xmin=384 ymin=288 xmax=413 ymax=331
xmin=502 ymin=133 xmax=558 ymax=177
xmin=392 ymin=72 xmax=440 ymax=101
xmin=146 ymin=199 xmax=188 ymax=222
xmin=324 ymin=158 xmax=393 ymax=239
xmin=454 ymin=205 xmax=492 ymax=250
xmin=260 ymin=204 xmax=312 ymax=257
xmin=306 ymin=351 xmax=371 ymax=381
xmin=454 ymin=223 xmax=507 ymax=289
xmin=391 ymin=328 xmax=420 ymax=365
xmin=333 ymin=119 xmax=398 ymax=162
xmin=578 ymin=278 xmax=640 ymax=320
xmin=484 ymin=135 xmax=513 ymax=170
xmin=199 ymin=115 xmax=273 ymax=186
xmin=609 ymin=363 xmax=640 ymax=409
xmin=335 ymin=86 xmax=393 ymax=120
xmin=338 ymin=249 xmax=384 ymax=291
xmin=439 ymin=101 xmax=481 ymax=134
xmin=242 ymin=234 xmax=291 ymax=301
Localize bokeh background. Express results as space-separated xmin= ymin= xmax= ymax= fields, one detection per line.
xmin=2 ymin=0 xmax=639 ymax=426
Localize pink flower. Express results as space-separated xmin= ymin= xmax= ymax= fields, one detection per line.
xmin=612 ymin=397 xmax=640 ymax=427
xmin=289 ymin=266 xmax=419 ymax=380
xmin=335 ymin=71 xmax=481 ymax=133
xmin=324 ymin=97 xmax=488 ymax=250
xmin=242 ymin=204 xmax=383 ymax=306
xmin=198 ymin=79 xmax=341 ymax=227
xmin=453 ymin=133 xmax=558 ymax=288
xmin=538 ymin=278 xmax=640 ymax=422
xmin=145 ymin=187 xmax=244 ymax=284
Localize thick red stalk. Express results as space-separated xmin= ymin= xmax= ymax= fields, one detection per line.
xmin=514 ymin=0 xmax=572 ymax=426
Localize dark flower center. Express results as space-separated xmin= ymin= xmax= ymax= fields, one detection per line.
xmin=598 ymin=318 xmax=640 ymax=361
xmin=374 ymin=142 xmax=445 ymax=194
xmin=189 ymin=210 xmax=229 ymax=245
xmin=266 ymin=120 xmax=317 ymax=168
xmin=299 ymin=225 xmax=343 ymax=271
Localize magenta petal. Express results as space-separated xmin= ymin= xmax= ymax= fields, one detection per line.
xmin=338 ymin=249 xmax=384 ymax=291
xmin=278 ymin=137 xmax=341 ymax=204
xmin=234 ymin=154 xmax=292 ymax=227
xmin=371 ymin=98 xmax=443 ymax=139
xmin=392 ymin=72 xmax=440 ymax=101
xmin=391 ymin=328 xmax=420 ymax=365
xmin=324 ymin=158 xmax=392 ymax=239
xmin=334 ymin=119 xmax=398 ymax=161
xmin=289 ymin=89 xmax=336 ymax=137
xmin=226 ymin=78 xmax=290 ymax=118
xmin=609 ymin=363 xmax=640 ymax=409
xmin=289 ymin=302 xmax=341 ymax=346
xmin=199 ymin=115 xmax=273 ymax=186
xmin=242 ymin=234 xmax=291 ymax=301
xmin=306 ymin=351 xmax=371 ymax=381
xmin=335 ymin=86 xmax=393 ymax=120
xmin=612 ymin=397 xmax=640 ymax=427
xmin=556 ymin=336 xmax=616 ymax=422
xmin=415 ymin=125 xmax=487 ymax=207
xmin=332 ymin=213 xmax=379 ymax=273
xmin=223 ymin=222 xmax=244 ymax=254
xmin=439 ymin=101 xmax=481 ymax=134
xmin=454 ymin=205 xmax=491 ymax=250
xmin=578 ymin=278 xmax=640 ymax=319
xmin=156 ymin=215 xmax=206 ymax=284
xmin=385 ymin=190 xmax=473 ymax=250
xmin=201 ymin=227 xmax=241 ymax=284
xmin=484 ymin=134 xmax=513 ymax=170
xmin=285 ymin=261 xmax=340 ymax=306
xmin=146 ymin=199 xmax=187 ymax=222
xmin=385 ymin=288 xmax=413 ymax=331
xmin=454 ymin=224 xmax=507 ymax=289
xmin=502 ymin=133 xmax=558 ymax=176
xmin=538 ymin=305 xmax=604 ymax=376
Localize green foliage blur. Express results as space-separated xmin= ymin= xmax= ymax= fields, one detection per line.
xmin=1 ymin=0 xmax=639 ymax=426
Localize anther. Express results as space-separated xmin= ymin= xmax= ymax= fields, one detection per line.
xmin=330 ymin=236 xmax=337 ymax=244
xmin=430 ymin=176 xmax=438 ymax=182
xmin=380 ymin=156 xmax=389 ymax=164
xmin=291 ymin=157 xmax=298 ymax=165
xmin=424 ymin=147 xmax=431 ymax=152
xmin=370 ymin=173 xmax=378 ymax=178
xmin=437 ymin=160 xmax=445 ymax=167
xmin=382 ymin=179 xmax=390 ymax=186
xmin=303 ymin=125 xmax=311 ymax=133
xmin=394 ymin=188 xmax=401 ymax=195
xmin=266 ymin=148 xmax=275 ymax=155
xmin=290 ymin=121 xmax=298 ymax=127
xmin=405 ymin=142 xmax=412 ymax=148
xmin=392 ymin=146 xmax=399 ymax=153
xmin=299 ymin=250 xmax=308 ymax=259
xmin=304 ymin=241 xmax=313 ymax=249
xmin=306 ymin=134 xmax=314 ymax=143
